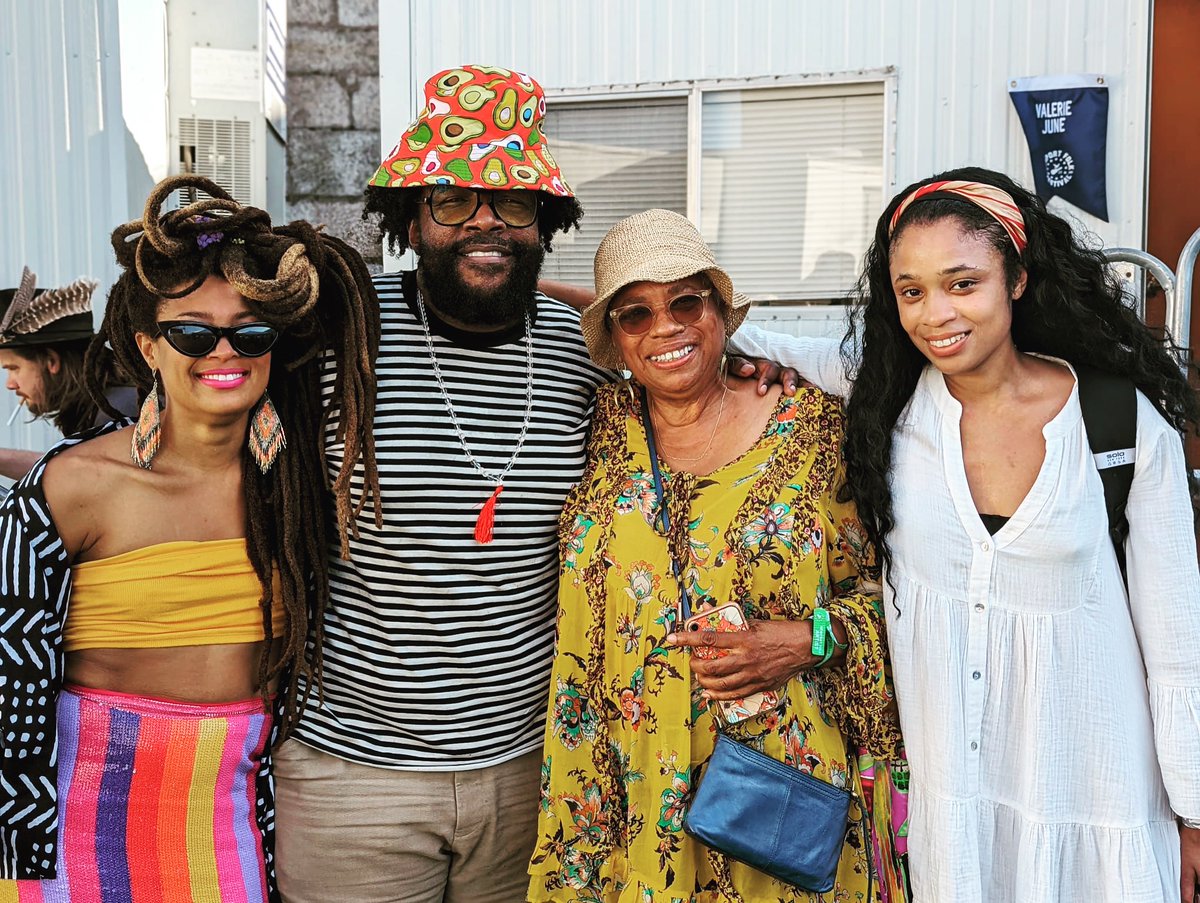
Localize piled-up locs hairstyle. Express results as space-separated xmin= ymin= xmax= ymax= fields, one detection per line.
xmin=88 ymin=174 xmax=382 ymax=737
xmin=842 ymin=165 xmax=1199 ymax=576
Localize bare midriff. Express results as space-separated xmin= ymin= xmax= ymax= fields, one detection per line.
xmin=65 ymin=639 xmax=281 ymax=703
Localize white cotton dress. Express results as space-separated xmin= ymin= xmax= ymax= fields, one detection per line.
xmin=730 ymin=325 xmax=1200 ymax=903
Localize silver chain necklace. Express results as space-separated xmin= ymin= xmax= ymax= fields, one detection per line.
xmin=415 ymin=289 xmax=535 ymax=492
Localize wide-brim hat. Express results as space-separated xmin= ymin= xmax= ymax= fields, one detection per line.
xmin=369 ymin=64 xmax=573 ymax=197
xmin=581 ymin=209 xmax=751 ymax=370
xmin=0 ymin=268 xmax=96 ymax=349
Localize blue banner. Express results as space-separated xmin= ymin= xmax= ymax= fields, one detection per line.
xmin=1008 ymin=75 xmax=1109 ymax=222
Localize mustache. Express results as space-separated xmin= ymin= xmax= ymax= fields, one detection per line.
xmin=453 ymin=236 xmax=520 ymax=254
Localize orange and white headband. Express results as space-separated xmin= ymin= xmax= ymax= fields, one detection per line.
xmin=888 ymin=180 xmax=1027 ymax=254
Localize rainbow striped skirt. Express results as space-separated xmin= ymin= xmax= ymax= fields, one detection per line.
xmin=1 ymin=685 xmax=272 ymax=903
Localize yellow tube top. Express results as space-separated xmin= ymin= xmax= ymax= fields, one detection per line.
xmin=64 ymin=538 xmax=286 ymax=652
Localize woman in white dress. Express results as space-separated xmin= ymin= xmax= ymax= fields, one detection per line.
xmin=738 ymin=166 xmax=1200 ymax=902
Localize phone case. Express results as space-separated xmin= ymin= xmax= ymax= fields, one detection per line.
xmin=683 ymin=603 xmax=783 ymax=727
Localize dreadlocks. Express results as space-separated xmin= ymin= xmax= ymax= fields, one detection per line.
xmin=86 ymin=175 xmax=382 ymax=738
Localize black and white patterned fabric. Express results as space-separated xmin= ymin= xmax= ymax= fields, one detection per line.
xmin=0 ymin=427 xmax=94 ymax=879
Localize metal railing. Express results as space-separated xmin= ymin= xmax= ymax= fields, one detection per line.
xmin=1103 ymin=224 xmax=1200 ymax=368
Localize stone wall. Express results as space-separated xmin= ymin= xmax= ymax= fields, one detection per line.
xmin=286 ymin=0 xmax=382 ymax=267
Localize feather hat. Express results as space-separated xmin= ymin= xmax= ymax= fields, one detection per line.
xmin=0 ymin=267 xmax=98 ymax=348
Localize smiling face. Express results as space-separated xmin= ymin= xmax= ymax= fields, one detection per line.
xmin=135 ymin=276 xmax=272 ymax=424
xmin=890 ymin=216 xmax=1027 ymax=379
xmin=609 ymin=274 xmax=726 ymax=400
xmin=408 ymin=188 xmax=545 ymax=329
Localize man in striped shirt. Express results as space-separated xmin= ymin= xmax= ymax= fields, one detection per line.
xmin=272 ymin=66 xmax=611 ymax=903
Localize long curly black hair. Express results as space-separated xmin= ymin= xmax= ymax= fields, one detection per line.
xmin=90 ymin=175 xmax=382 ymax=738
xmin=362 ymin=185 xmax=582 ymax=255
xmin=842 ymin=165 xmax=1198 ymax=576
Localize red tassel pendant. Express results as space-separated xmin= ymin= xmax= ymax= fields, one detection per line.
xmin=474 ymin=484 xmax=504 ymax=544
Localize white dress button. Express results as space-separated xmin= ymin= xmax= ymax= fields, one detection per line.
xmin=972 ymin=671 xmax=982 ymax=680
xmin=970 ymin=741 xmax=979 ymax=751
xmin=974 ymin=603 xmax=985 ymax=613
xmin=980 ymin=541 xmax=990 ymax=552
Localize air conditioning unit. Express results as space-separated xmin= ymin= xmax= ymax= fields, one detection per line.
xmin=166 ymin=0 xmax=286 ymax=219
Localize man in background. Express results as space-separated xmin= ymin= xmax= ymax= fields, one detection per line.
xmin=0 ymin=268 xmax=136 ymax=480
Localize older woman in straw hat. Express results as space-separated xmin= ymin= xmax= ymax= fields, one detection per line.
xmin=528 ymin=210 xmax=903 ymax=902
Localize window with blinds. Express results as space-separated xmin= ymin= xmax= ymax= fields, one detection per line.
xmin=543 ymin=81 xmax=886 ymax=304
xmin=541 ymin=97 xmax=688 ymax=285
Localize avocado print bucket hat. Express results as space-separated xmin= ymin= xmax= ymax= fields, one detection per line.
xmin=369 ymin=65 xmax=573 ymax=197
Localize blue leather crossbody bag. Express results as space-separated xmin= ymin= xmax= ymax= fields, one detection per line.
xmin=639 ymin=386 xmax=867 ymax=894
xmin=683 ymin=734 xmax=855 ymax=892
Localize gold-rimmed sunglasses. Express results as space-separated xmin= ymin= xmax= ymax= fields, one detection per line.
xmin=607 ymin=289 xmax=713 ymax=337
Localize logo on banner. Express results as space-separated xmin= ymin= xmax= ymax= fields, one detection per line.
xmin=1008 ymin=75 xmax=1109 ymax=221
xmin=1044 ymin=149 xmax=1074 ymax=188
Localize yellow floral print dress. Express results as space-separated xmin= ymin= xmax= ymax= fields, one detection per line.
xmin=528 ymin=384 xmax=902 ymax=903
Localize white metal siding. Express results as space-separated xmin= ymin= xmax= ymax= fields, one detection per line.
xmin=0 ymin=0 xmax=132 ymax=452
xmin=379 ymin=0 xmax=1150 ymax=253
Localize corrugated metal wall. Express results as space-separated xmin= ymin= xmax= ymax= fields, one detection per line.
xmin=379 ymin=0 xmax=1150 ymax=251
xmin=0 ymin=0 xmax=131 ymax=452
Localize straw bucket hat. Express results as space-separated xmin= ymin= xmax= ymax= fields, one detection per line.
xmin=581 ymin=209 xmax=751 ymax=369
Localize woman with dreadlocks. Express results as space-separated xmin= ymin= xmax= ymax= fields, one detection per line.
xmin=0 ymin=174 xmax=380 ymax=901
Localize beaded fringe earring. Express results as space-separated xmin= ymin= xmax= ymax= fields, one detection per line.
xmin=130 ymin=370 xmax=164 ymax=469
xmin=248 ymin=392 xmax=286 ymax=473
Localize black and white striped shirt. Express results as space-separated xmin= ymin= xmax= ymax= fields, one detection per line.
xmin=296 ymin=271 xmax=610 ymax=770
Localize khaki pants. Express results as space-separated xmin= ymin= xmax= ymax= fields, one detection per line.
xmin=273 ymin=739 xmax=541 ymax=903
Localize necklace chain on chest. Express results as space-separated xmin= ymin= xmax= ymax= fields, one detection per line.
xmin=652 ymin=384 xmax=730 ymax=465
xmin=415 ymin=290 xmax=535 ymax=486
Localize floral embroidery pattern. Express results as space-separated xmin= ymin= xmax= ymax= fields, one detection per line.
xmin=540 ymin=756 xmax=553 ymax=812
xmin=553 ymin=677 xmax=600 ymax=751
xmin=564 ymin=512 xmax=596 ymax=571
xmin=622 ymin=562 xmax=660 ymax=615
xmin=618 ymin=667 xmax=646 ymax=731
xmin=615 ymin=613 xmax=643 ymax=654
xmin=562 ymin=779 xmax=614 ymax=846
xmin=741 ymin=501 xmax=796 ymax=550
xmin=615 ymin=471 xmax=658 ymax=526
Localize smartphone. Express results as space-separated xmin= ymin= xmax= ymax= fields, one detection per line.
xmin=683 ymin=603 xmax=783 ymax=727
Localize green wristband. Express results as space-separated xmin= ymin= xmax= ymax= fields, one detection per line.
xmin=811 ymin=607 xmax=831 ymax=657
xmin=810 ymin=606 xmax=847 ymax=666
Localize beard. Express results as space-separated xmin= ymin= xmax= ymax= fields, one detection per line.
xmin=417 ymin=235 xmax=545 ymax=329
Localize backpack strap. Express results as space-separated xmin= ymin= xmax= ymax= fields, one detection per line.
xmin=1074 ymin=364 xmax=1137 ymax=581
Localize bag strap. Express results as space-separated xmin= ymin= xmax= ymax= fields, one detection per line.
xmin=639 ymin=385 xmax=693 ymax=622
xmin=1074 ymin=364 xmax=1137 ymax=582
